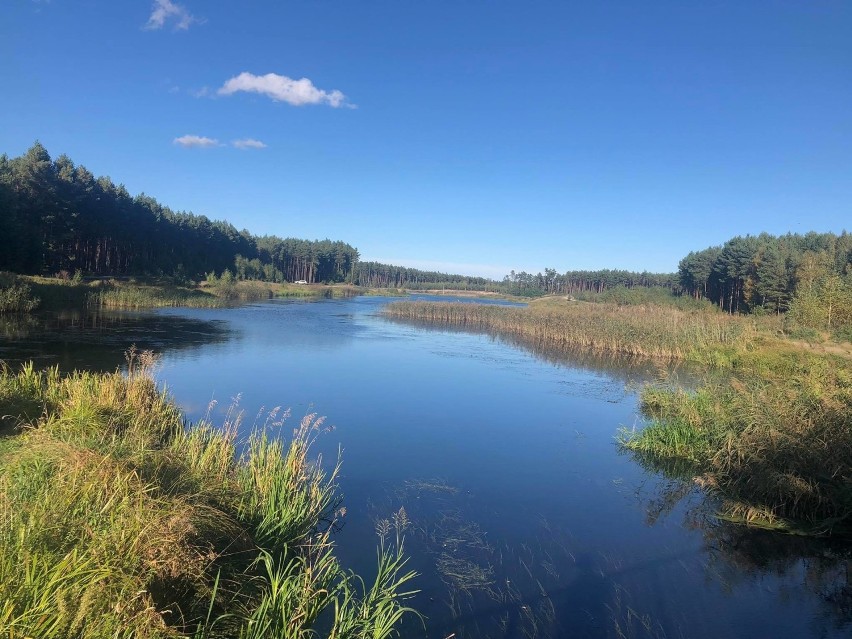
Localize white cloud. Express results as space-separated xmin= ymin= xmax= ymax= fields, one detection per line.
xmin=217 ymin=72 xmax=349 ymax=107
xmin=173 ymin=135 xmax=220 ymax=148
xmin=145 ymin=0 xmax=198 ymax=31
xmin=232 ymin=138 xmax=268 ymax=150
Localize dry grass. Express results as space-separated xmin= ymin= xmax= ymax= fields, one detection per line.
xmin=385 ymin=299 xmax=756 ymax=365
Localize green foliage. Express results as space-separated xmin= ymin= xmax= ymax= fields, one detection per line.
xmin=679 ymin=231 xmax=852 ymax=314
xmin=0 ymin=282 xmax=39 ymax=313
xmin=788 ymin=273 xmax=852 ymax=336
xmin=0 ymin=273 xmax=40 ymax=313
xmin=0 ymin=358 xmax=418 ymax=637
xmin=0 ymin=142 xmax=359 ymax=283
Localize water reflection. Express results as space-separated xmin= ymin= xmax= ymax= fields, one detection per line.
xmin=384 ymin=316 xmax=705 ymax=391
xmin=630 ymin=466 xmax=852 ymax=637
xmin=0 ymin=309 xmax=229 ymax=372
xmin=3 ymin=297 xmax=847 ymax=638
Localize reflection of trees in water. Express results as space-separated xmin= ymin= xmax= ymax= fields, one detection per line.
xmin=706 ymin=520 xmax=852 ymax=635
xmin=632 ymin=466 xmax=852 ymax=635
xmin=373 ymin=479 xmax=668 ymax=639
xmin=0 ymin=310 xmax=229 ymax=372
xmin=0 ymin=314 xmax=40 ymax=340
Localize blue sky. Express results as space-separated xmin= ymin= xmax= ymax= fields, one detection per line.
xmin=3 ymin=1 xmax=851 ymax=278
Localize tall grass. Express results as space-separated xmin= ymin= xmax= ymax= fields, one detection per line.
xmin=0 ymin=272 xmax=41 ymax=313
xmin=385 ymin=299 xmax=756 ymax=366
xmin=97 ymin=281 xmax=275 ymax=309
xmin=274 ymin=284 xmax=366 ymax=299
xmin=619 ymin=354 xmax=852 ymax=535
xmin=0 ymin=354 xmax=418 ymax=637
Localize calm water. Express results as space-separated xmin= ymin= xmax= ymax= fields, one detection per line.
xmin=2 ymin=297 xmax=850 ymax=638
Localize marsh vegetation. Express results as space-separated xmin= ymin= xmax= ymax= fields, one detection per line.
xmin=384 ymin=298 xmax=757 ymax=365
xmin=386 ymin=296 xmax=852 ymax=537
xmin=0 ymin=353 xmax=418 ymax=638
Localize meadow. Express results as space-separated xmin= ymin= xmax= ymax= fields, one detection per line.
xmin=0 ymin=272 xmax=399 ymax=312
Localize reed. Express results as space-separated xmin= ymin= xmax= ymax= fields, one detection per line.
xmin=0 ymin=354 xmax=418 ymax=637
xmin=274 ymin=284 xmax=363 ymax=299
xmin=620 ymin=354 xmax=852 ymax=535
xmin=385 ymin=299 xmax=756 ymax=366
xmin=95 ymin=282 xmax=271 ymax=309
xmin=0 ymin=281 xmax=40 ymax=313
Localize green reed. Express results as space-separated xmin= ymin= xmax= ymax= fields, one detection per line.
xmin=620 ymin=354 xmax=852 ymax=535
xmin=0 ymin=353 xmax=418 ymax=638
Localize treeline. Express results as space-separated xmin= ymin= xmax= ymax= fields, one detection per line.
xmin=350 ymin=262 xmax=676 ymax=297
xmin=679 ymin=232 xmax=852 ymax=314
xmin=237 ymin=237 xmax=358 ymax=284
xmin=501 ymin=268 xmax=676 ymax=297
xmin=350 ymin=261 xmax=495 ymax=290
xmin=0 ymin=142 xmax=358 ymax=283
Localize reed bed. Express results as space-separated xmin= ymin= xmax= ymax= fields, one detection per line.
xmin=97 ymin=281 xmax=275 ymax=309
xmin=620 ymin=354 xmax=852 ymax=535
xmin=96 ymin=285 xmax=224 ymax=309
xmin=385 ymin=299 xmax=756 ymax=366
xmin=387 ymin=298 xmax=852 ymax=536
xmin=0 ymin=354 xmax=418 ymax=638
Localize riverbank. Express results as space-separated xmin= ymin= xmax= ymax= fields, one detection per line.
xmin=384 ymin=297 xmax=852 ymax=536
xmin=0 ymin=272 xmax=415 ymax=311
xmin=0 ymin=355 xmax=417 ymax=637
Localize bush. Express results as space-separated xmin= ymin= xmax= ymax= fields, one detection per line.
xmin=0 ymin=280 xmax=40 ymax=313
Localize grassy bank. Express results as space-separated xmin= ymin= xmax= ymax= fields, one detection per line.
xmin=0 ymin=355 xmax=418 ymax=637
xmin=3 ymin=273 xmax=417 ymax=312
xmin=274 ymin=284 xmax=369 ymax=299
xmin=619 ymin=353 xmax=852 ymax=535
xmin=98 ymin=280 xmax=279 ymax=309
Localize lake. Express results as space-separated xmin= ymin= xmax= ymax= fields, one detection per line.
xmin=1 ymin=296 xmax=850 ymax=638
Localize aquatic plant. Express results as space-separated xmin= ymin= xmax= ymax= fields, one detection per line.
xmin=620 ymin=354 xmax=852 ymax=535
xmin=96 ymin=280 xmax=274 ymax=309
xmin=385 ymin=299 xmax=755 ymax=365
